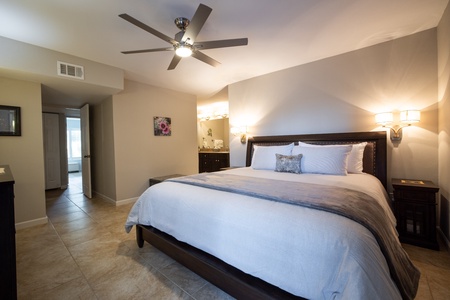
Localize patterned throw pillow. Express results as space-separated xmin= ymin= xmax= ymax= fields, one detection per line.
xmin=275 ymin=153 xmax=303 ymax=174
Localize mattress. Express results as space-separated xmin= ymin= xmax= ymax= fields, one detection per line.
xmin=125 ymin=168 xmax=408 ymax=299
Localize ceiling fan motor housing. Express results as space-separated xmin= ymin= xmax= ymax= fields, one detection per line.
xmin=174 ymin=17 xmax=190 ymax=31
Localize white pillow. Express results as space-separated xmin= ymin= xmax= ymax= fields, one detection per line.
xmin=292 ymin=145 xmax=352 ymax=175
xmin=297 ymin=141 xmax=367 ymax=173
xmin=251 ymin=143 xmax=294 ymax=170
xmin=347 ymin=142 xmax=367 ymax=173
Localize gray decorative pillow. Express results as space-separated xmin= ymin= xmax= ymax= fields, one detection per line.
xmin=275 ymin=153 xmax=302 ymax=174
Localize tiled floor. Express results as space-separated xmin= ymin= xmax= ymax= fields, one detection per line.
xmin=16 ymin=172 xmax=450 ymax=299
xmin=402 ymin=241 xmax=450 ymax=299
xmin=17 ymin=173 xmax=233 ymax=300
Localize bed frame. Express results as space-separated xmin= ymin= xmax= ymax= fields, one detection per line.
xmin=136 ymin=131 xmax=387 ymax=299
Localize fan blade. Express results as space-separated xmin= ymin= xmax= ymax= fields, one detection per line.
xmin=194 ymin=38 xmax=248 ymax=50
xmin=168 ymin=55 xmax=182 ymax=70
xmin=119 ymin=14 xmax=177 ymax=45
xmin=191 ymin=51 xmax=220 ymax=67
xmin=181 ymin=4 xmax=212 ymax=44
xmin=122 ymin=47 xmax=174 ymax=54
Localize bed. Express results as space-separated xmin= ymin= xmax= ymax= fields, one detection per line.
xmin=125 ymin=131 xmax=419 ymax=300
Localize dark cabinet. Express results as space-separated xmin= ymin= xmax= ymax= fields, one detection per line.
xmin=199 ymin=152 xmax=230 ymax=173
xmin=392 ymin=178 xmax=439 ymax=250
xmin=0 ymin=165 xmax=17 ymax=299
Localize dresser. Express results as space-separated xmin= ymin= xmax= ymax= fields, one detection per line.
xmin=392 ymin=178 xmax=439 ymax=250
xmin=198 ymin=152 xmax=230 ymax=173
xmin=0 ymin=165 xmax=17 ymax=299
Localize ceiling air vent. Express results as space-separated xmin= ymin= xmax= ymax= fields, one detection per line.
xmin=57 ymin=61 xmax=84 ymax=80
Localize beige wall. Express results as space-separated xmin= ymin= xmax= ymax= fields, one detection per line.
xmin=438 ymin=2 xmax=450 ymax=244
xmin=0 ymin=76 xmax=47 ymax=228
xmin=0 ymin=36 xmax=123 ymax=93
xmin=110 ymin=80 xmax=198 ymax=203
xmin=229 ymin=29 xmax=439 ymax=190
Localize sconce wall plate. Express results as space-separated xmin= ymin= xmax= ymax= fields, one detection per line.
xmin=240 ymin=133 xmax=246 ymax=144
xmin=390 ymin=127 xmax=402 ymax=141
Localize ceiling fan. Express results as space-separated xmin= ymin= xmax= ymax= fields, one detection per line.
xmin=119 ymin=3 xmax=248 ymax=70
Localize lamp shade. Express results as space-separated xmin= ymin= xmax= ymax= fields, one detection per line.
xmin=400 ymin=110 xmax=420 ymax=123
xmin=375 ymin=112 xmax=393 ymax=125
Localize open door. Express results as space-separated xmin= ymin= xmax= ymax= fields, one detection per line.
xmin=43 ymin=113 xmax=61 ymax=189
xmin=80 ymin=104 xmax=92 ymax=198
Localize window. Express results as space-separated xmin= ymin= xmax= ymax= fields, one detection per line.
xmin=67 ymin=117 xmax=81 ymax=159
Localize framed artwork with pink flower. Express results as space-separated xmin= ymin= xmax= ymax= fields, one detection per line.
xmin=153 ymin=116 xmax=171 ymax=136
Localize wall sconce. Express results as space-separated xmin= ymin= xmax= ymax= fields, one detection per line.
xmin=375 ymin=110 xmax=420 ymax=142
xmin=231 ymin=126 xmax=247 ymax=144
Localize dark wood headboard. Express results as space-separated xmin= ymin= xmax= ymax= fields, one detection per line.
xmin=246 ymin=131 xmax=387 ymax=189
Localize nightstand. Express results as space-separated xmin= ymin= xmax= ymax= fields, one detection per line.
xmin=149 ymin=174 xmax=185 ymax=187
xmin=392 ymin=178 xmax=439 ymax=250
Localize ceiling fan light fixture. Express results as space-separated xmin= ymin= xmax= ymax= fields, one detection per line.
xmin=175 ymin=44 xmax=193 ymax=57
xmin=120 ymin=4 xmax=248 ymax=69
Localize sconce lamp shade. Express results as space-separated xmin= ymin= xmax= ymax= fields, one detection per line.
xmin=375 ymin=112 xmax=393 ymax=125
xmin=375 ymin=110 xmax=421 ymax=143
xmin=400 ymin=110 xmax=420 ymax=124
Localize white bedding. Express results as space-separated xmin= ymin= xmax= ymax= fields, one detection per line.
xmin=125 ymin=168 xmax=402 ymax=299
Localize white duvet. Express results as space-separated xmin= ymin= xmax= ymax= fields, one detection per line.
xmin=125 ymin=168 xmax=402 ymax=299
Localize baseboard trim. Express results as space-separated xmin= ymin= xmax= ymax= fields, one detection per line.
xmin=15 ymin=217 xmax=48 ymax=230
xmin=92 ymin=191 xmax=137 ymax=206
xmin=93 ymin=191 xmax=116 ymax=204
xmin=115 ymin=197 xmax=138 ymax=206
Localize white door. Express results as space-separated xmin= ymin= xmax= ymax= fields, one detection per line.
xmin=43 ymin=113 xmax=61 ymax=189
xmin=80 ymin=104 xmax=92 ymax=198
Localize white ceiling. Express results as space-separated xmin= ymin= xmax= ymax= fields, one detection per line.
xmin=0 ymin=0 xmax=448 ymax=106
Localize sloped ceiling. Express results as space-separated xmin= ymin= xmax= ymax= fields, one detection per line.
xmin=0 ymin=0 xmax=448 ymax=105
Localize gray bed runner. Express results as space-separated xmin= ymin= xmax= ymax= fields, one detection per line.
xmin=168 ymin=173 xmax=419 ymax=300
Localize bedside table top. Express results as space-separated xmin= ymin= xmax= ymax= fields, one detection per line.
xmin=150 ymin=174 xmax=185 ymax=182
xmin=392 ymin=178 xmax=439 ymax=192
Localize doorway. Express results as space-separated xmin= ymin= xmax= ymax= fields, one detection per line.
xmin=42 ymin=105 xmax=92 ymax=197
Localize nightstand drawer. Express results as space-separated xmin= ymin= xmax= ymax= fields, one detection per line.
xmin=394 ymin=190 xmax=435 ymax=203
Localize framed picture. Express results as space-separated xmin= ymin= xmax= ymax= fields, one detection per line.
xmin=153 ymin=116 xmax=171 ymax=136
xmin=0 ymin=105 xmax=21 ymax=136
